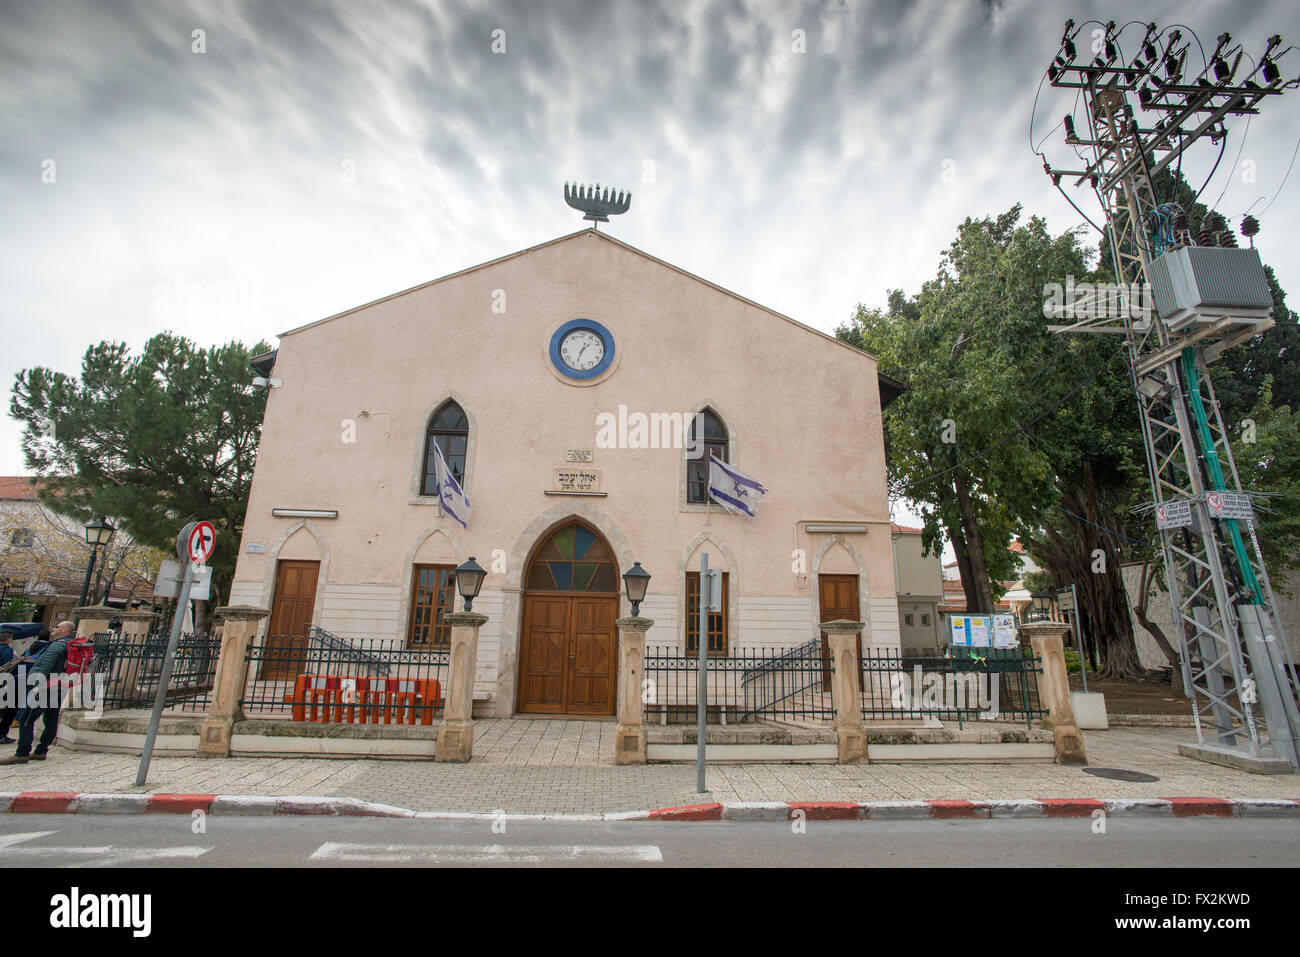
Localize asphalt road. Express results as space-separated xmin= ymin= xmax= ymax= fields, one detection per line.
xmin=1 ymin=815 xmax=1297 ymax=867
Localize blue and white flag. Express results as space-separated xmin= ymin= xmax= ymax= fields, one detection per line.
xmin=432 ymin=439 xmax=471 ymax=529
xmin=708 ymin=456 xmax=767 ymax=518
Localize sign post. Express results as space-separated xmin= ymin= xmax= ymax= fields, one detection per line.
xmin=1057 ymin=584 xmax=1087 ymax=692
xmin=135 ymin=521 xmax=214 ymax=787
xmin=696 ymin=553 xmax=708 ymax=793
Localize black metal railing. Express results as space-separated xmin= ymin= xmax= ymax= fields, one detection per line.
xmin=240 ymin=627 xmax=449 ymax=724
xmin=860 ymin=648 xmax=1046 ymax=727
xmin=644 ymin=642 xmax=835 ymax=724
xmin=93 ymin=631 xmax=222 ymax=713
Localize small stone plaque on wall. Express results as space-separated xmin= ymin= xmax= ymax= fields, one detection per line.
xmin=552 ymin=467 xmax=601 ymax=493
xmin=566 ymin=449 xmax=593 ymax=463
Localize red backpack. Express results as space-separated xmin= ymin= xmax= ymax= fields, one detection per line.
xmin=64 ymin=637 xmax=96 ymax=678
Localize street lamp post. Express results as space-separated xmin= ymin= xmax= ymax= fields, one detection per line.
xmin=77 ymin=517 xmax=115 ymax=610
xmin=453 ymin=556 xmax=486 ymax=613
xmin=1029 ymin=588 xmax=1054 ymax=623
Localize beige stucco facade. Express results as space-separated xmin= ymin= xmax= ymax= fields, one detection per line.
xmin=891 ymin=526 xmax=943 ymax=651
xmin=230 ymin=228 xmax=898 ymax=716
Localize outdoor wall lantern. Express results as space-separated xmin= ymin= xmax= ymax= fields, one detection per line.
xmin=623 ymin=562 xmax=651 ymax=617
xmin=454 ymin=556 xmax=486 ymax=613
xmin=1030 ymin=589 xmax=1054 ymax=621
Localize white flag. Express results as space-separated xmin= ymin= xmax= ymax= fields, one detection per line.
xmin=708 ymin=456 xmax=767 ymax=518
xmin=432 ymin=439 xmax=471 ymax=529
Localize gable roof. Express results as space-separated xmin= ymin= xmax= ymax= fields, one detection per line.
xmin=279 ymin=228 xmax=881 ymax=365
xmin=0 ymin=476 xmax=40 ymax=501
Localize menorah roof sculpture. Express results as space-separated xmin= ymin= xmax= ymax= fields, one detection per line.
xmin=563 ymin=182 xmax=631 ymax=226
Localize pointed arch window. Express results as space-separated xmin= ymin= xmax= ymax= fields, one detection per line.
xmin=686 ymin=409 xmax=729 ymax=504
xmin=421 ymin=400 xmax=468 ymax=496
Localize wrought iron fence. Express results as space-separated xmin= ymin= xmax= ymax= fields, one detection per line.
xmin=240 ymin=627 xmax=448 ymax=724
xmin=644 ymin=639 xmax=835 ymax=724
xmin=92 ymin=631 xmax=222 ymax=713
xmin=860 ymin=648 xmax=1046 ymax=727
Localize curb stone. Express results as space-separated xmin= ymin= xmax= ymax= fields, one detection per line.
xmin=0 ymin=792 xmax=1295 ymax=821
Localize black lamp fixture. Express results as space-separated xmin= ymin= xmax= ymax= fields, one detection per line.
xmin=454 ymin=556 xmax=486 ymax=613
xmin=77 ymin=517 xmax=116 ymax=608
xmin=1030 ymin=589 xmax=1054 ymax=622
xmin=622 ymin=562 xmax=651 ymax=617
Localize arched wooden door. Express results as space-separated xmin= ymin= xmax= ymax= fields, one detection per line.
xmin=518 ymin=521 xmax=620 ymax=715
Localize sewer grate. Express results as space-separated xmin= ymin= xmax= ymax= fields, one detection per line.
xmin=1082 ymin=767 xmax=1160 ymax=783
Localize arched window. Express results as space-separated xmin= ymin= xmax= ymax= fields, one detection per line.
xmin=686 ymin=409 xmax=729 ymax=504
xmin=421 ymin=400 xmax=468 ymax=496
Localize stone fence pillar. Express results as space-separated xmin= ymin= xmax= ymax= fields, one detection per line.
xmin=435 ymin=611 xmax=488 ymax=763
xmin=197 ymin=606 xmax=270 ymax=757
xmin=615 ymin=617 xmax=653 ymax=764
xmin=821 ymin=619 xmax=869 ymax=764
xmin=1022 ymin=621 xmax=1087 ymax=765
xmin=73 ymin=605 xmax=117 ymax=640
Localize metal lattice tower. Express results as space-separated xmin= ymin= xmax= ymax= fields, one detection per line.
xmin=1040 ymin=20 xmax=1300 ymax=770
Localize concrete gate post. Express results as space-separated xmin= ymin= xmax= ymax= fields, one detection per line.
xmin=821 ymin=619 xmax=869 ymax=764
xmin=1022 ymin=621 xmax=1088 ymax=765
xmin=435 ymin=611 xmax=488 ymax=763
xmin=614 ymin=616 xmax=653 ymax=764
xmin=197 ymin=606 xmax=270 ymax=757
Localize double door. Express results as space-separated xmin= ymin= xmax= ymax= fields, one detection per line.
xmin=518 ymin=594 xmax=618 ymax=714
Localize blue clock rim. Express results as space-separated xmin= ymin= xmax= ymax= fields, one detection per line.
xmin=549 ymin=319 xmax=615 ymax=380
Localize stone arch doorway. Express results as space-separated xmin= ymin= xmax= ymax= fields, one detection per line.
xmin=517 ymin=519 xmax=621 ymax=715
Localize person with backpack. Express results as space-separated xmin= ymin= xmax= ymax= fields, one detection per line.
xmin=0 ymin=620 xmax=75 ymax=764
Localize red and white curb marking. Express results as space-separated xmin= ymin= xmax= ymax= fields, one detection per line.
xmin=0 ymin=793 xmax=1297 ymax=821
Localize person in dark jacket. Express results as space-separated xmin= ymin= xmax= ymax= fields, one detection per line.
xmin=0 ymin=621 xmax=75 ymax=763
xmin=0 ymin=633 xmax=14 ymax=743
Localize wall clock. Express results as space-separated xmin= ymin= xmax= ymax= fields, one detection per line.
xmin=549 ymin=319 xmax=615 ymax=381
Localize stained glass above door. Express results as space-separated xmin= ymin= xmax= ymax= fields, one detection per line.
xmin=526 ymin=521 xmax=619 ymax=592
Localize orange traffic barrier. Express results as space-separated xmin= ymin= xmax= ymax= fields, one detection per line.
xmin=283 ymin=674 xmax=442 ymax=725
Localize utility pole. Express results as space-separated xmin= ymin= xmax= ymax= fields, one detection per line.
xmin=1040 ymin=19 xmax=1300 ymax=770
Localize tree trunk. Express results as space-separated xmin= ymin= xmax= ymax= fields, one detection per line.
xmin=953 ymin=472 xmax=995 ymax=613
xmin=1135 ymin=560 xmax=1186 ymax=693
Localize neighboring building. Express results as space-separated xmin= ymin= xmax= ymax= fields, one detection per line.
xmin=0 ymin=476 xmax=157 ymax=622
xmin=891 ymin=523 xmax=943 ymax=651
xmin=230 ymin=228 xmax=901 ymax=717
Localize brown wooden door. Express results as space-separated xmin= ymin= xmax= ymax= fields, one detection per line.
xmin=568 ymin=596 xmax=618 ymax=714
xmin=263 ymin=560 xmax=319 ymax=680
xmin=818 ymin=574 xmax=861 ymax=689
xmin=519 ymin=595 xmax=569 ymax=713
xmin=518 ymin=594 xmax=618 ymax=715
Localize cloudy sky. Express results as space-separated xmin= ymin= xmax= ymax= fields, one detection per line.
xmin=2 ymin=0 xmax=1298 ymax=512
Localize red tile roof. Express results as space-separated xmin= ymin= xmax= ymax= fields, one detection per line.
xmin=891 ymin=523 xmax=923 ymax=534
xmin=0 ymin=476 xmax=40 ymax=501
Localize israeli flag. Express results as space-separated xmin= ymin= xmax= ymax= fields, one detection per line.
xmin=432 ymin=439 xmax=471 ymax=529
xmin=708 ymin=456 xmax=767 ymax=518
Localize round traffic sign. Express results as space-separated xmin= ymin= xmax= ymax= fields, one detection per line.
xmin=1156 ymin=505 xmax=1167 ymax=521
xmin=187 ymin=521 xmax=216 ymax=564
xmin=1207 ymin=493 xmax=1223 ymax=510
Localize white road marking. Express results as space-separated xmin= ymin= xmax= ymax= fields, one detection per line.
xmin=0 ymin=830 xmax=211 ymax=865
xmin=310 ymin=842 xmax=664 ymax=864
xmin=0 ymin=831 xmax=58 ymax=849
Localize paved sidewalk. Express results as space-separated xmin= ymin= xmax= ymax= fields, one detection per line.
xmin=0 ymin=723 xmax=1294 ymax=815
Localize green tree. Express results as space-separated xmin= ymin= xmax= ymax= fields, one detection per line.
xmin=838 ymin=205 xmax=1089 ymax=615
xmin=9 ymin=333 xmax=270 ymax=612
